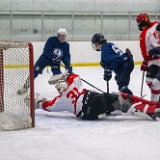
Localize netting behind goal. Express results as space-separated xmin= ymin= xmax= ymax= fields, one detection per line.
xmin=0 ymin=41 xmax=34 ymax=131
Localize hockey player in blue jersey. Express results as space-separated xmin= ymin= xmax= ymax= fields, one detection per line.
xmin=91 ymin=33 xmax=134 ymax=95
xmin=18 ymin=28 xmax=72 ymax=94
xmin=34 ymin=28 xmax=72 ymax=77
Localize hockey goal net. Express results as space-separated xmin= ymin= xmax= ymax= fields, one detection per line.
xmin=0 ymin=41 xmax=34 ymax=131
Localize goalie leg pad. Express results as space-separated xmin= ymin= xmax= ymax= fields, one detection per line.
xmin=127 ymin=102 xmax=158 ymax=120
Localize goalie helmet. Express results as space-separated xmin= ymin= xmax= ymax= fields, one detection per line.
xmin=57 ymin=28 xmax=68 ymax=43
xmin=55 ymin=80 xmax=69 ymax=94
xmin=91 ymin=33 xmax=106 ymax=51
xmin=136 ymin=13 xmax=150 ymax=31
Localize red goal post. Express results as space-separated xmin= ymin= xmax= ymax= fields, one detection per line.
xmin=0 ymin=41 xmax=34 ymax=131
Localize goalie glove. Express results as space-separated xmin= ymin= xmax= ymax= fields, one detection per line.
xmin=48 ymin=70 xmax=69 ymax=85
xmin=24 ymin=93 xmax=47 ymax=109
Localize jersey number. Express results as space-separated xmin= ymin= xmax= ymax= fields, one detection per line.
xmin=66 ymin=87 xmax=79 ymax=104
xmin=112 ymin=45 xmax=123 ymax=55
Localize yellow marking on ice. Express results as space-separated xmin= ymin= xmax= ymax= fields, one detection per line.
xmin=3 ymin=61 xmax=142 ymax=69
xmin=4 ymin=64 xmax=29 ymax=69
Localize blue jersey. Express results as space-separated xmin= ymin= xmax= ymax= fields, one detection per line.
xmin=101 ymin=42 xmax=127 ymax=71
xmin=42 ymin=36 xmax=71 ymax=66
xmin=100 ymin=42 xmax=134 ymax=95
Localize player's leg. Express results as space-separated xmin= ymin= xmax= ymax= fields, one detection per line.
xmin=120 ymin=92 xmax=160 ymax=120
xmin=146 ymin=61 xmax=160 ymax=101
xmin=150 ymin=72 xmax=160 ymax=102
xmin=51 ymin=64 xmax=62 ymax=75
xmin=116 ymin=61 xmax=134 ymax=95
xmin=77 ymin=91 xmax=113 ymax=120
xmin=77 ymin=91 xmax=124 ymax=120
xmin=17 ymin=56 xmax=48 ymax=95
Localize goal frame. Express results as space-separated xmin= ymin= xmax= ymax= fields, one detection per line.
xmin=0 ymin=40 xmax=35 ymax=130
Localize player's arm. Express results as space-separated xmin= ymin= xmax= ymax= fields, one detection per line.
xmin=43 ymin=37 xmax=55 ymax=59
xmin=62 ymin=43 xmax=71 ymax=64
xmin=62 ymin=43 xmax=72 ymax=73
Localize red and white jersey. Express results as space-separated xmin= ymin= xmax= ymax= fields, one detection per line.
xmin=40 ymin=74 xmax=86 ymax=115
xmin=139 ymin=21 xmax=160 ymax=59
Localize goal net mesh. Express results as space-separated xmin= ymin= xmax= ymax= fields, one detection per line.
xmin=0 ymin=41 xmax=34 ymax=131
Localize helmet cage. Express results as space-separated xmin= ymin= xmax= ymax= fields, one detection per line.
xmin=55 ymin=80 xmax=68 ymax=94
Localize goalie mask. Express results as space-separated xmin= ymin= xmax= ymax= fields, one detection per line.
xmin=55 ymin=80 xmax=69 ymax=94
xmin=57 ymin=28 xmax=67 ymax=43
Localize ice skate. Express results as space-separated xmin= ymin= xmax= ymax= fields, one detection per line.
xmin=17 ymin=87 xmax=28 ymax=95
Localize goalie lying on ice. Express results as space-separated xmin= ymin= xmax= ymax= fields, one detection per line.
xmin=25 ymin=73 xmax=160 ymax=120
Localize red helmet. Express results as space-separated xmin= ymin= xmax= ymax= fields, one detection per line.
xmin=136 ymin=13 xmax=150 ymax=23
xmin=136 ymin=13 xmax=150 ymax=31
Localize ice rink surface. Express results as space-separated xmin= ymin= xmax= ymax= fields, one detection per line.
xmin=1 ymin=66 xmax=160 ymax=160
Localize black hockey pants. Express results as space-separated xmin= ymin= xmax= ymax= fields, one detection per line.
xmin=76 ymin=91 xmax=118 ymax=120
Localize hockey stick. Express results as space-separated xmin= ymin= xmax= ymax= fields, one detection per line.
xmin=48 ymin=73 xmax=105 ymax=93
xmin=80 ymin=78 xmax=104 ymax=93
xmin=60 ymin=64 xmax=105 ymax=93
xmin=140 ymin=71 xmax=145 ymax=97
xmin=107 ymin=81 xmax=109 ymax=94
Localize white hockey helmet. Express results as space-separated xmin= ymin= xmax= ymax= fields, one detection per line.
xmin=57 ymin=28 xmax=67 ymax=43
xmin=57 ymin=28 xmax=67 ymax=35
xmin=55 ymin=80 xmax=69 ymax=94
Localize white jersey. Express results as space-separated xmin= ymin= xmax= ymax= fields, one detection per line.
xmin=40 ymin=74 xmax=86 ymax=115
xmin=139 ymin=21 xmax=160 ymax=59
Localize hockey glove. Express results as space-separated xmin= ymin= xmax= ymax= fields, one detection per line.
xmin=125 ymin=48 xmax=131 ymax=55
xmin=140 ymin=60 xmax=148 ymax=71
xmin=151 ymin=52 xmax=160 ymax=59
xmin=103 ymin=68 xmax=112 ymax=81
xmin=65 ymin=64 xmax=72 ymax=74
xmin=125 ymin=48 xmax=133 ymax=59
xmin=149 ymin=47 xmax=160 ymax=59
xmin=100 ymin=61 xmax=106 ymax=69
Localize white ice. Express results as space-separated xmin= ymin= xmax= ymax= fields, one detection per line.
xmin=1 ymin=66 xmax=160 ymax=160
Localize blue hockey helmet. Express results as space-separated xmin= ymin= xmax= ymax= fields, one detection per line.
xmin=91 ymin=33 xmax=105 ymax=44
